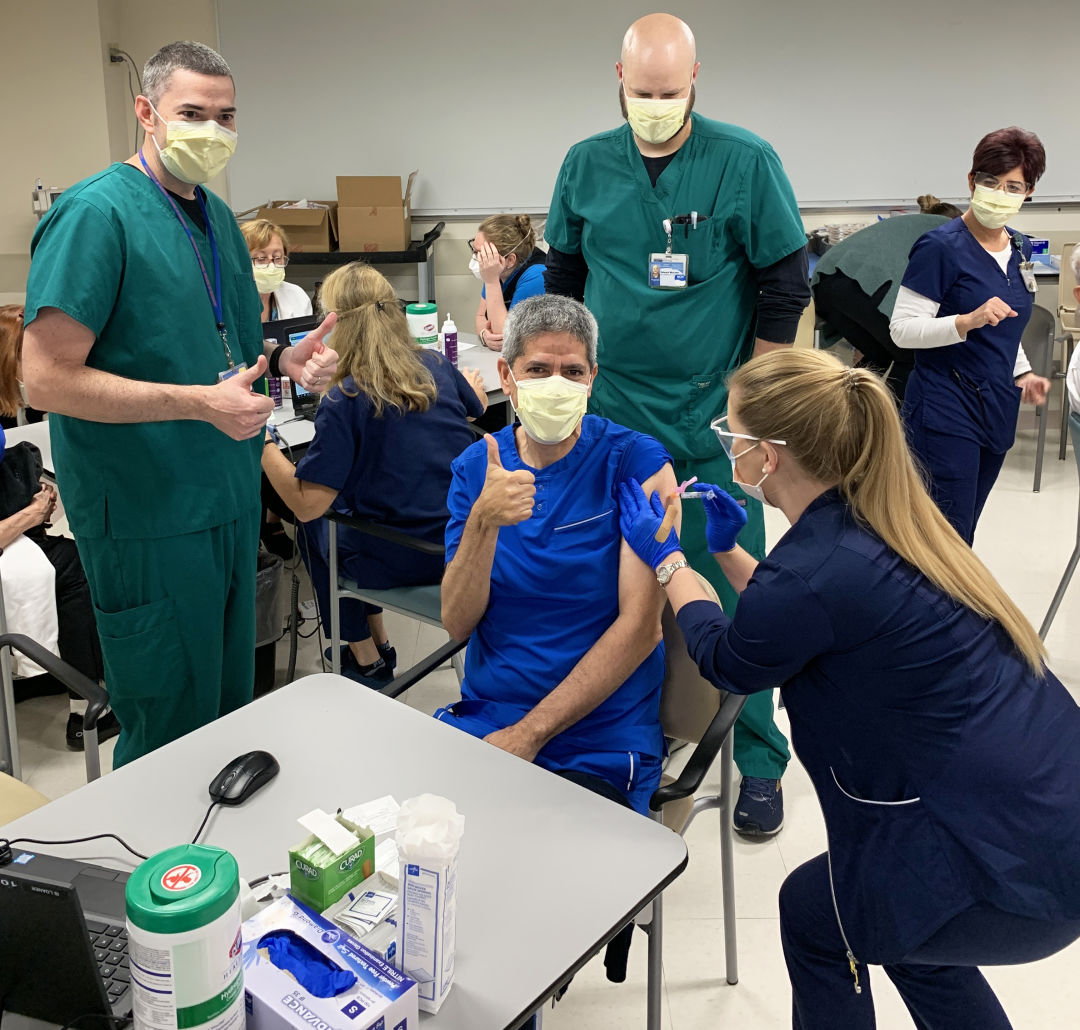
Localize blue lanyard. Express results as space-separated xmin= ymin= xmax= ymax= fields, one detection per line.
xmin=139 ymin=151 xmax=235 ymax=368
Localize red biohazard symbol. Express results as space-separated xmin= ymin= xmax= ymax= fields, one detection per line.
xmin=161 ymin=864 xmax=202 ymax=892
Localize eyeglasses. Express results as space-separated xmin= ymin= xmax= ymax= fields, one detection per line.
xmin=973 ymin=171 xmax=1031 ymax=196
xmin=710 ymin=414 xmax=786 ymax=460
xmin=252 ymin=256 xmax=289 ymax=269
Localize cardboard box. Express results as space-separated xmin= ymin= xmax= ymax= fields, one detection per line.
xmin=336 ymin=173 xmax=417 ymax=253
xmin=242 ymin=894 xmax=418 ymax=1030
xmin=289 ymin=812 xmax=375 ymax=912
xmin=256 ymin=201 xmax=339 ymax=252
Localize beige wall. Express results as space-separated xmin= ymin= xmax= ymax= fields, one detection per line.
xmin=0 ymin=0 xmax=220 ymax=303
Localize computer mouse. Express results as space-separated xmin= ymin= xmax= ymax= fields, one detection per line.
xmin=208 ymin=750 xmax=280 ymax=806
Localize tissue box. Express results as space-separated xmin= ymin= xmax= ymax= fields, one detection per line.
xmin=289 ymin=815 xmax=375 ymax=912
xmin=336 ymin=173 xmax=416 ymax=252
xmin=242 ymin=894 xmax=417 ymax=1030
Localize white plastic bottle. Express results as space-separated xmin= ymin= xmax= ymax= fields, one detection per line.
xmin=441 ymin=314 xmax=458 ymax=368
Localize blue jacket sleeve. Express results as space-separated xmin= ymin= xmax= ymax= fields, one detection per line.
xmin=675 ymin=562 xmax=835 ymax=694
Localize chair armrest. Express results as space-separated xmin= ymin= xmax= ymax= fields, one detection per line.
xmin=323 ymin=510 xmax=444 ymax=556
xmin=419 ymin=221 xmax=446 ymax=250
xmin=649 ymin=691 xmax=747 ymax=812
xmin=0 ymin=632 xmax=110 ymax=734
xmin=379 ymin=635 xmax=468 ymax=700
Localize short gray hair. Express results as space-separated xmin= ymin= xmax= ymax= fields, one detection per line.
xmin=1071 ymin=243 xmax=1080 ymax=285
xmin=143 ymin=41 xmax=233 ymax=105
xmin=502 ymin=295 xmax=598 ymax=369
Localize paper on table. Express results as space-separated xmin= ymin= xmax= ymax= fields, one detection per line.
xmin=343 ymin=796 xmax=400 ymax=845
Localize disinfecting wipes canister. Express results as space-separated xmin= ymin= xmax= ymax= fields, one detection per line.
xmin=125 ymin=844 xmax=245 ymax=1030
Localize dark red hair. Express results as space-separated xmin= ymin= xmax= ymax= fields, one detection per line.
xmin=970 ymin=127 xmax=1045 ymax=188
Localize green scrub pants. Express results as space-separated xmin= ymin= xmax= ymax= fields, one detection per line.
xmin=673 ymin=455 xmax=791 ymax=780
xmin=76 ymin=509 xmax=260 ymax=768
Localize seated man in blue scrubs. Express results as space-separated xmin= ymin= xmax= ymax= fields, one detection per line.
xmin=439 ymin=294 xmax=678 ymax=815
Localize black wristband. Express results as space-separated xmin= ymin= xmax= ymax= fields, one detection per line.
xmin=268 ymin=343 xmax=288 ymax=379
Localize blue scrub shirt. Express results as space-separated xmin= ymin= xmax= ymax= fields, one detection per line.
xmin=444 ymin=415 xmax=670 ymax=759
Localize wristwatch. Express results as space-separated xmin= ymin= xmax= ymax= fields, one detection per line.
xmin=656 ymin=559 xmax=689 ymax=586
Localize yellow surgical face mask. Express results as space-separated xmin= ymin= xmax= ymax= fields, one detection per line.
xmin=149 ymin=101 xmax=237 ymax=184
xmin=969 ymin=183 xmax=1025 ymax=230
xmin=624 ymin=91 xmax=690 ymax=145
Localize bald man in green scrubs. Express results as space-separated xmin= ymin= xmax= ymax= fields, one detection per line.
xmin=21 ymin=41 xmax=335 ymax=767
xmin=545 ymin=14 xmax=810 ymax=835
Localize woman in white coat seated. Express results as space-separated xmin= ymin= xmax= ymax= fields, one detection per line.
xmin=240 ymin=218 xmax=313 ymax=322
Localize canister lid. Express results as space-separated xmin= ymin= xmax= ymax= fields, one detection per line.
xmin=126 ymin=844 xmax=239 ymax=933
xmin=405 ymin=303 xmax=438 ymax=314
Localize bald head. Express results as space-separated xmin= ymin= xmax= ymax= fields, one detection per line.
xmin=621 ymin=13 xmax=696 ymax=67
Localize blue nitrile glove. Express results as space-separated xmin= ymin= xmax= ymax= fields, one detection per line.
xmin=259 ymin=930 xmax=358 ymax=997
xmin=618 ymin=478 xmax=682 ymax=569
xmin=696 ymin=482 xmax=748 ymax=553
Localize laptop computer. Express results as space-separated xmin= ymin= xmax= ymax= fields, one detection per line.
xmin=0 ymin=849 xmax=132 ymax=1022
xmin=263 ymin=315 xmax=322 ymax=420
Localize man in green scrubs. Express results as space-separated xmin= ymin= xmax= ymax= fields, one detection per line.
xmin=545 ymin=14 xmax=810 ymax=835
xmin=22 ymin=42 xmax=336 ymax=767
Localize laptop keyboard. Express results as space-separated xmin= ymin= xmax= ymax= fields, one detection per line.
xmin=86 ymin=918 xmax=131 ymax=1011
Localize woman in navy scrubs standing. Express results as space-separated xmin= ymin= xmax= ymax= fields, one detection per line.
xmin=890 ymin=127 xmax=1050 ymax=543
xmin=618 ymin=348 xmax=1080 ymax=1030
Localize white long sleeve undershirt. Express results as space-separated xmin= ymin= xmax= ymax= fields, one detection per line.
xmin=889 ymin=285 xmax=1032 ymax=377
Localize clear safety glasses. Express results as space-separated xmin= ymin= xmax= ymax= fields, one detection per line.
xmin=710 ymin=414 xmax=786 ymax=461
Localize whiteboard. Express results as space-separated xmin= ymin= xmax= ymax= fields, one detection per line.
xmin=217 ymin=0 xmax=1079 ymax=214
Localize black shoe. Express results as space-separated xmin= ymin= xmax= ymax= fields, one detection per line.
xmin=325 ymin=642 xmax=397 ymax=672
xmin=339 ymin=652 xmax=394 ymax=690
xmin=66 ymin=709 xmax=121 ymax=751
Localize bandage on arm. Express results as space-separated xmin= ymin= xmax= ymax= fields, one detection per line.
xmin=889 ymin=286 xmax=964 ymax=349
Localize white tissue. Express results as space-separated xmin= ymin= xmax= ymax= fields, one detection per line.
xmin=394 ymin=794 xmax=465 ymax=861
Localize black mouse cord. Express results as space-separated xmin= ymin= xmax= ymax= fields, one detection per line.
xmin=0 ymin=834 xmax=148 ymax=866
xmin=191 ymin=800 xmax=222 ymax=846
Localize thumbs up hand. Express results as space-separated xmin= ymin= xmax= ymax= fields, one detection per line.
xmin=280 ymin=312 xmax=339 ymax=392
xmin=475 ymin=434 xmax=535 ymax=527
xmin=205 ymin=354 xmax=275 ymax=440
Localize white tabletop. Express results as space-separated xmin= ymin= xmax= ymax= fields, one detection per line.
xmin=2 ymin=674 xmax=686 ymax=1029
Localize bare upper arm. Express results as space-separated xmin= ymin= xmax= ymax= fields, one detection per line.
xmin=617 ymin=461 xmax=679 ymax=619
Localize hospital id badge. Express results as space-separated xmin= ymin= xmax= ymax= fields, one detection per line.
xmin=218 ymin=362 xmax=248 ymax=382
xmin=1020 ymin=262 xmax=1038 ymax=294
xmin=649 ymin=252 xmax=688 ymax=290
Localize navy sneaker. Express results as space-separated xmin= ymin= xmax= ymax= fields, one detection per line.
xmin=324 ymin=642 xmax=397 ymax=672
xmin=66 ymin=708 xmax=121 ymax=751
xmin=339 ymin=651 xmax=394 ymax=690
xmin=733 ymin=777 xmax=784 ymax=837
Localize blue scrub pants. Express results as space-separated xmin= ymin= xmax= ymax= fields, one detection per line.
xmin=908 ymin=427 xmax=1007 ymax=546
xmin=779 ymin=853 xmax=1080 ymax=1030
xmin=674 ymin=455 xmax=791 ymax=781
xmin=295 ymin=517 xmax=443 ymax=643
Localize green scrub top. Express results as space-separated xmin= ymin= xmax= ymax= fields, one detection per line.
xmin=546 ymin=114 xmax=807 ymax=460
xmin=24 ymin=163 xmax=264 ymax=540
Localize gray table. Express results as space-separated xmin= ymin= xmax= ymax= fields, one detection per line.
xmin=1 ymin=674 xmax=687 ymax=1029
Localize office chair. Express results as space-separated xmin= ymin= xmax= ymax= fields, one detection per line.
xmin=1039 ymin=412 xmax=1080 ymax=640
xmin=1020 ymin=305 xmax=1056 ymax=492
xmin=326 ymin=512 xmax=467 ymax=694
xmin=1055 ymin=244 xmax=1078 ymax=461
xmin=0 ymin=771 xmax=50 ymax=825
xmin=642 ymin=573 xmax=746 ymax=1030
xmin=0 ymin=558 xmax=111 ymax=783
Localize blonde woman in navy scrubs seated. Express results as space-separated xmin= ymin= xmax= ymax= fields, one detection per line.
xmin=618 ymin=348 xmax=1080 ymax=1030
xmin=890 ymin=127 xmax=1051 ymax=544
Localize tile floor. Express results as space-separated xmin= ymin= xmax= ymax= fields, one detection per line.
xmin=7 ymin=404 xmax=1080 ymax=1028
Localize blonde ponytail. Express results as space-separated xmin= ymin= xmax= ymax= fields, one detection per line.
xmin=320 ymin=263 xmax=436 ymax=416
xmin=729 ymin=350 xmax=1046 ymax=675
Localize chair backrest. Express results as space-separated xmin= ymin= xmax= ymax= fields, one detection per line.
xmin=660 ymin=572 xmax=723 ymax=744
xmin=1020 ymin=305 xmax=1056 ymax=379
xmin=1060 ymin=243 xmax=1078 ymax=332
xmin=0 ymin=770 xmax=49 ymax=824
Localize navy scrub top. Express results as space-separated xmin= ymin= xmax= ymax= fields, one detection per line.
xmin=900 ymin=219 xmax=1033 ymax=453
